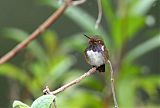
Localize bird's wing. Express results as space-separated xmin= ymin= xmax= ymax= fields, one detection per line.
xmin=102 ymin=46 xmax=109 ymax=64
xmin=84 ymin=48 xmax=90 ymax=64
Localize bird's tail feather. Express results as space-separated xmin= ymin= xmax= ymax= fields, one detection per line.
xmin=96 ymin=64 xmax=105 ymax=72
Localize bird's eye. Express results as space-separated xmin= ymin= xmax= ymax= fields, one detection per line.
xmin=98 ymin=41 xmax=101 ymax=43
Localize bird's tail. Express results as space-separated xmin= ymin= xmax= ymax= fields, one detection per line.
xmin=97 ymin=64 xmax=105 ymax=72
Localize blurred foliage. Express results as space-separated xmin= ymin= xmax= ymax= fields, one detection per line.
xmin=0 ymin=0 xmax=160 ymax=108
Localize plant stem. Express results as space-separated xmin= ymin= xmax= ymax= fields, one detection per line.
xmin=108 ymin=60 xmax=119 ymax=108
xmin=95 ymin=0 xmax=102 ymax=29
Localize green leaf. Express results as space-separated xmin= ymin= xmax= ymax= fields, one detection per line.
xmin=60 ymin=34 xmax=86 ymax=53
xmin=125 ymin=33 xmax=160 ymax=62
xmin=0 ymin=28 xmax=47 ymax=62
xmin=127 ymin=16 xmax=145 ymax=38
xmin=13 ymin=100 xmax=30 ymax=108
xmin=28 ymin=62 xmax=46 ymax=82
xmin=0 ymin=63 xmax=30 ymax=85
xmin=130 ymin=0 xmax=155 ymax=16
xmin=31 ymin=95 xmax=56 ymax=108
xmin=111 ymin=18 xmax=124 ymax=48
xmin=42 ymin=30 xmax=58 ymax=56
xmin=111 ymin=16 xmax=145 ymax=49
xmin=119 ymin=61 xmax=141 ymax=79
xmin=133 ymin=75 xmax=160 ymax=96
xmin=117 ymin=79 xmax=135 ymax=108
xmin=102 ymin=0 xmax=115 ymax=26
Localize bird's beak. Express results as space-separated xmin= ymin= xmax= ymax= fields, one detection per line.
xmin=83 ymin=34 xmax=91 ymax=39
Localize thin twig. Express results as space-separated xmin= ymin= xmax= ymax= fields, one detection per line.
xmin=43 ymin=67 xmax=97 ymax=95
xmin=0 ymin=0 xmax=73 ymax=65
xmin=52 ymin=67 xmax=96 ymax=95
xmin=108 ymin=60 xmax=119 ymax=108
xmin=72 ymin=0 xmax=86 ymax=6
xmin=95 ymin=0 xmax=102 ymax=29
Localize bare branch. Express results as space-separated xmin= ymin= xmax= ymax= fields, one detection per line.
xmin=95 ymin=0 xmax=102 ymax=29
xmin=43 ymin=67 xmax=97 ymax=95
xmin=108 ymin=60 xmax=119 ymax=108
xmin=43 ymin=62 xmax=119 ymax=108
xmin=52 ymin=67 xmax=96 ymax=95
xmin=0 ymin=0 xmax=74 ymax=65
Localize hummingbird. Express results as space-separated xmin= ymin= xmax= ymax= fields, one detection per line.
xmin=84 ymin=34 xmax=109 ymax=72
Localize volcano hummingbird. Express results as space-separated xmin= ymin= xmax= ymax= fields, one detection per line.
xmin=84 ymin=34 xmax=109 ymax=72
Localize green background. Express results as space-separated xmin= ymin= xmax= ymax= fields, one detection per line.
xmin=0 ymin=0 xmax=159 ymax=108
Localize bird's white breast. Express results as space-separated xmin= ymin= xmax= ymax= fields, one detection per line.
xmin=86 ymin=50 xmax=105 ymax=67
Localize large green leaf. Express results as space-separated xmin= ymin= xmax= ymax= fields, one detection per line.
xmin=129 ymin=0 xmax=156 ymax=16
xmin=60 ymin=33 xmax=87 ymax=53
xmin=13 ymin=100 xmax=30 ymax=108
xmin=0 ymin=63 xmax=30 ymax=85
xmin=125 ymin=33 xmax=160 ymax=62
xmin=117 ymin=78 xmax=135 ymax=108
xmin=119 ymin=61 xmax=141 ymax=79
xmin=111 ymin=16 xmax=145 ymax=49
xmin=31 ymin=95 xmax=56 ymax=108
xmin=102 ymin=0 xmax=115 ymax=26
xmin=41 ymin=30 xmax=58 ymax=56
xmin=0 ymin=28 xmax=47 ymax=62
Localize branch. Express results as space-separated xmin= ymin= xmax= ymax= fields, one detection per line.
xmin=95 ymin=0 xmax=102 ymax=29
xmin=43 ymin=67 xmax=97 ymax=95
xmin=44 ymin=62 xmax=119 ymax=108
xmin=0 ymin=0 xmax=73 ymax=65
xmin=108 ymin=60 xmax=119 ymax=108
